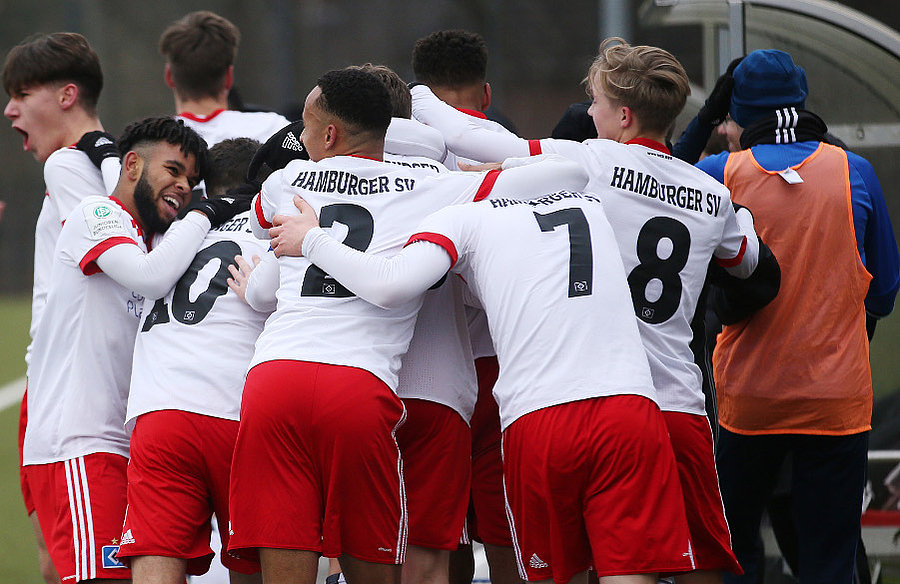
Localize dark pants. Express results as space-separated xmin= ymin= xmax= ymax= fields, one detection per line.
xmin=716 ymin=427 xmax=868 ymax=584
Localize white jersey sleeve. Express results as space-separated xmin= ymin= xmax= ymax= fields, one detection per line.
xmin=94 ymin=211 xmax=211 ymax=299
xmin=43 ymin=148 xmax=107 ymax=223
xmin=410 ymin=85 xmax=532 ymax=162
xmin=385 ymin=117 xmax=447 ymax=161
xmin=244 ymin=251 xmax=280 ymax=313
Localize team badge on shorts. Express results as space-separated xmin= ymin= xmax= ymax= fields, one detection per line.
xmin=101 ymin=545 xmax=126 ymax=568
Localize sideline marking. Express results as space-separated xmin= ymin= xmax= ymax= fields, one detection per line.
xmin=0 ymin=376 xmax=25 ymax=411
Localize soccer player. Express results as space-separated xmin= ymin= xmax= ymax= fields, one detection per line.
xmin=115 ymin=138 xmax=268 ymax=584
xmin=412 ymin=31 xmax=521 ymax=583
xmin=22 ymin=116 xmax=240 ymax=584
xmin=159 ymin=10 xmax=289 ymax=146
xmin=696 ymin=49 xmax=900 ymax=584
xmin=261 ymin=187 xmax=699 ymax=584
xmin=3 ymin=31 xmax=119 ymax=584
xmin=226 ymin=67 xmax=587 ymax=584
xmin=410 ymin=37 xmax=758 ymax=582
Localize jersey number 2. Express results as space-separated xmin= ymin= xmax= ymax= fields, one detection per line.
xmin=300 ymin=203 xmax=374 ymax=298
xmin=141 ymin=240 xmax=241 ymax=331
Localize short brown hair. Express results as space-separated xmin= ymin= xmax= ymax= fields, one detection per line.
xmin=206 ymin=137 xmax=261 ymax=197
xmin=586 ymin=37 xmax=690 ymax=135
xmin=351 ymin=64 xmax=411 ymax=119
xmin=2 ymin=32 xmax=103 ymax=113
xmin=159 ymin=11 xmax=240 ymax=100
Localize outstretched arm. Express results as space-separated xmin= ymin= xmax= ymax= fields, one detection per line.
xmin=94 ymin=212 xmax=211 ymax=298
xmin=411 ymin=85 xmax=532 ymax=162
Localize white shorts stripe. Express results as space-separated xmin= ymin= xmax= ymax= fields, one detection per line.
xmin=392 ymin=404 xmax=409 ymax=564
xmin=77 ymin=457 xmax=97 ymax=580
xmin=500 ymin=437 xmax=527 ymax=580
xmin=64 ymin=460 xmax=82 ymax=581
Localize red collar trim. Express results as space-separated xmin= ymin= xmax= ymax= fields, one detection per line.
xmin=349 ymin=154 xmax=382 ymax=161
xmin=626 ymin=138 xmax=670 ymax=155
xmin=178 ymin=109 xmax=226 ymax=123
xmin=109 ymin=196 xmax=146 ymax=242
xmin=456 ymin=107 xmax=487 ymax=119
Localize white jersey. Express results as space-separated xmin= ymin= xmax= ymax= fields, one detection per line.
xmin=409 ymin=191 xmax=657 ymax=430
xmin=396 ymin=274 xmax=477 ymax=421
xmin=177 ymin=109 xmax=289 ymax=146
xmin=538 ymin=138 xmax=748 ymax=415
xmin=383 ymin=130 xmax=477 ymax=420
xmin=127 ymin=209 xmax=270 ymax=425
xmin=250 ymin=156 xmax=504 ymax=390
xmin=27 ymin=147 xmax=108 ymax=373
xmin=25 ymin=196 xmax=148 ymax=464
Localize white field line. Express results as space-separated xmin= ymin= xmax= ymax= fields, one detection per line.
xmin=0 ymin=376 xmax=25 ymax=411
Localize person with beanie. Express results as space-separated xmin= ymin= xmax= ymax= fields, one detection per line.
xmin=696 ymin=49 xmax=900 ymax=583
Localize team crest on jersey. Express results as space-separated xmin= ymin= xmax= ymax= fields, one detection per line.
xmin=84 ymin=201 xmax=124 ymax=240
xmin=101 ymin=545 xmax=126 ymax=568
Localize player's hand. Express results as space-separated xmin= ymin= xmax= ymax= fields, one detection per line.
xmin=246 ymin=121 xmax=308 ymax=182
xmin=698 ymin=57 xmax=743 ymax=127
xmin=227 ymin=254 xmax=261 ymax=303
xmin=75 ymin=130 xmax=119 ymax=169
xmin=458 ymin=161 xmax=502 ymax=172
xmin=187 ymin=183 xmax=257 ymax=227
xmin=270 ymin=195 xmax=319 ymax=258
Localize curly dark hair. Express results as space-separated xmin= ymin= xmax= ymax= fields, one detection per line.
xmin=117 ymin=116 xmax=209 ymax=178
xmin=412 ymin=30 xmax=487 ymax=87
xmin=316 ymin=68 xmax=391 ymax=137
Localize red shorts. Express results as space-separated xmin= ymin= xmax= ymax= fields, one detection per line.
xmin=26 ymin=452 xmax=131 ymax=582
xmin=229 ymin=360 xmax=407 ymax=564
xmin=663 ymin=411 xmax=742 ymax=574
xmin=19 ymin=385 xmax=34 ymax=514
xmin=397 ymin=398 xmax=471 ymax=550
xmin=117 ymin=410 xmax=259 ymax=575
xmin=467 ymin=356 xmax=512 ymax=547
xmin=502 ymin=395 xmax=694 ymax=583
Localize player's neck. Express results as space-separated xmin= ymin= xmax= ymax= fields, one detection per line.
xmin=60 ymin=111 xmax=105 ymax=148
xmin=335 ymin=136 xmax=385 ymax=161
xmin=175 ymin=94 xmax=229 ymax=118
xmin=110 ymin=188 xmax=140 ymax=227
xmin=430 ymin=85 xmax=485 ymax=113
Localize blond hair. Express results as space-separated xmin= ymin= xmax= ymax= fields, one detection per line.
xmin=586 ymin=37 xmax=690 ymax=134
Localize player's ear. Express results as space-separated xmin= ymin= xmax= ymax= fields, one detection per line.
xmin=324 ymin=123 xmax=338 ymax=150
xmin=223 ymin=66 xmax=234 ymax=92
xmin=122 ymin=151 xmax=143 ymax=181
xmin=482 ymin=82 xmax=492 ymax=111
xmin=164 ymin=63 xmax=175 ymax=89
xmin=58 ymin=83 xmax=79 ymax=111
xmin=620 ymin=105 xmax=634 ymax=129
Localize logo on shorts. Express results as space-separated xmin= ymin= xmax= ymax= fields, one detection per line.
xmin=120 ymin=529 xmax=135 ymax=545
xmin=529 ymin=553 xmax=548 ymax=569
xmin=378 ymin=547 xmax=393 ymax=553
xmin=101 ymin=545 xmax=126 ymax=569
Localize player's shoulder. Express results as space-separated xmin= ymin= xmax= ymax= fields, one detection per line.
xmin=386 ymin=117 xmax=447 ymax=161
xmin=44 ymin=146 xmax=98 ymax=179
xmin=63 ymin=196 xmax=124 ymax=236
xmin=224 ymin=110 xmax=290 ymax=135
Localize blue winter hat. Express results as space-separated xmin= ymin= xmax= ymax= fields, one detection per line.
xmin=730 ymin=49 xmax=808 ymax=128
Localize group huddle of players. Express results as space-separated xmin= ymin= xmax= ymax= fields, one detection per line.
xmin=11 ymin=9 xmax=896 ymax=584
